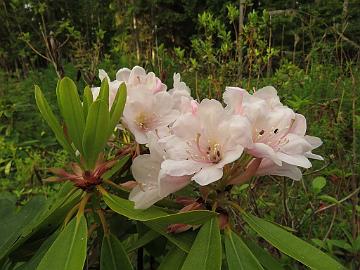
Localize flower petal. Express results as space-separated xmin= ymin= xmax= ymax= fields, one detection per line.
xmin=161 ymin=159 xmax=204 ymax=176
xmin=256 ymin=159 xmax=302 ymax=180
xmin=192 ymin=166 xmax=223 ymax=186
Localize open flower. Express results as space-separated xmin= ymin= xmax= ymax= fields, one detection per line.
xmin=122 ymin=90 xmax=179 ymax=144
xmin=129 ymin=135 xmax=191 ymax=209
xmin=161 ymin=99 xmax=252 ymax=186
xmin=224 ymin=86 xmax=321 ymax=170
xmin=116 ymin=66 xmax=166 ymax=94
xmin=224 ymin=86 xmax=323 ymax=180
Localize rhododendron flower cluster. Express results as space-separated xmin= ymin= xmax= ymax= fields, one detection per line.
xmin=92 ymin=66 xmax=323 ymax=209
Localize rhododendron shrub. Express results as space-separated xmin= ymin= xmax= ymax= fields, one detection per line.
xmin=1 ymin=67 xmax=346 ymax=270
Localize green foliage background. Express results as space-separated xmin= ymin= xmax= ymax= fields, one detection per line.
xmin=0 ymin=0 xmax=359 ymax=269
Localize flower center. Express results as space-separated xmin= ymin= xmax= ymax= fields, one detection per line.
xmin=186 ymin=133 xmax=222 ymax=164
xmin=253 ymin=126 xmax=289 ymax=150
xmin=135 ymin=112 xmax=154 ymax=131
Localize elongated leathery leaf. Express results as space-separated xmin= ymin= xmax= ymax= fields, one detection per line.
xmin=0 ymin=196 xmax=46 ymax=260
xmin=102 ymin=192 xmax=216 ymax=225
xmin=242 ymin=213 xmax=346 ymax=270
xmin=158 ymin=246 xmax=187 ymax=270
xmin=37 ymin=215 xmax=87 ymax=270
xmin=82 ymin=99 xmax=110 ymax=169
xmin=102 ymin=155 xmax=130 ymax=180
xmin=101 ymin=233 xmax=133 ymax=270
xmin=145 ymin=222 xmax=195 ymax=253
xmin=83 ymin=85 xmax=93 ymax=118
xmin=126 ymin=229 xmax=160 ymax=252
xmin=17 ymin=231 xmax=60 ymax=270
xmin=108 ymin=82 xmax=127 ymax=136
xmin=224 ymin=229 xmax=264 ymax=270
xmin=244 ymin=238 xmax=285 ymax=270
xmin=35 ymin=86 xmax=76 ymax=159
xmin=181 ymin=218 xmax=222 ymax=270
xmin=57 ymin=77 xmax=85 ymax=154
xmin=98 ymin=78 xmax=109 ymax=107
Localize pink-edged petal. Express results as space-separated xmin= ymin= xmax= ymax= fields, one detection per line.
xmin=305 ymin=152 xmax=324 ymax=160
xmin=129 ymin=186 xmax=162 ymax=209
xmin=192 ymin=166 xmax=223 ymax=186
xmin=158 ymin=170 xmax=192 ymax=197
xmin=218 ymin=146 xmax=244 ymax=167
xmin=116 ymin=68 xmax=131 ymax=82
xmin=256 ymin=159 xmax=302 ymax=180
xmin=131 ymin=154 xmax=160 ymax=184
xmin=98 ymin=69 xmax=110 ymax=82
xmin=247 ymin=143 xmax=282 ymax=165
xmin=223 ymin=87 xmax=246 ymax=113
xmin=289 ymin=113 xmax=307 ymax=136
xmin=228 ymin=115 xmax=253 ymax=148
xmin=254 ymin=86 xmax=278 ymax=99
xmin=277 ymin=152 xmax=312 ymax=168
xmin=128 ymin=66 xmax=147 ymax=84
xmin=305 ymin=135 xmax=323 ymax=148
xmin=171 ymin=113 xmax=200 ymax=139
xmin=161 ymin=159 xmax=204 ymax=177
xmin=197 ymin=99 xmax=224 ymax=126
xmin=280 ymin=134 xmax=313 ymax=155
xmin=91 ymin=87 xmax=100 ymax=100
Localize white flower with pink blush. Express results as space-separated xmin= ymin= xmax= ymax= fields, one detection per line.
xmin=122 ymin=90 xmax=179 ymax=144
xmin=129 ymin=135 xmax=191 ymax=209
xmin=224 ymin=86 xmax=323 ymax=180
xmin=161 ymin=99 xmax=252 ymax=186
xmin=116 ymin=66 xmax=166 ymax=95
xmin=168 ymin=73 xmax=197 ymax=114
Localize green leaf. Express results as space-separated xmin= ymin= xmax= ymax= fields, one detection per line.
xmin=16 ymin=231 xmax=60 ymax=270
xmin=244 ymin=238 xmax=285 ymax=270
xmin=0 ymin=184 xmax=81 ymax=261
xmin=102 ymin=155 xmax=130 ymax=180
xmin=0 ymin=193 xmax=16 ymax=217
xmin=224 ymin=230 xmax=264 ymax=270
xmin=318 ymin=195 xmax=339 ymax=204
xmin=98 ymin=78 xmax=109 ymax=107
xmin=101 ymin=233 xmax=133 ymax=270
xmin=57 ymin=77 xmax=85 ymax=154
xmin=103 ymin=193 xmax=216 ymax=224
xmin=158 ymin=247 xmax=187 ymax=270
xmin=181 ymin=218 xmax=222 ymax=270
xmin=35 ymin=86 xmax=76 ymax=159
xmin=126 ymin=229 xmax=160 ymax=252
xmin=0 ymin=196 xmax=46 ymax=260
xmin=82 ymin=99 xmax=110 ymax=168
xmin=144 ymin=222 xmax=195 ymax=253
xmin=242 ymin=213 xmax=346 ymax=270
xmin=108 ymin=83 xmax=127 ymax=136
xmin=37 ymin=215 xmax=88 ymax=270
xmin=24 ymin=183 xmax=83 ymax=236
xmin=83 ymin=85 xmax=93 ymax=118
xmin=312 ymin=176 xmax=327 ymax=194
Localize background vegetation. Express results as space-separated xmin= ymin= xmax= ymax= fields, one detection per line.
xmin=0 ymin=0 xmax=359 ymax=268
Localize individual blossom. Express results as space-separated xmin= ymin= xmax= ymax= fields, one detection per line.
xmin=161 ymin=99 xmax=252 ymax=186
xmin=122 ymin=90 xmax=179 ymax=144
xmin=116 ymin=66 xmax=166 ymax=95
xmin=224 ymin=86 xmax=323 ymax=181
xmin=129 ymin=134 xmax=192 ymax=209
xmin=224 ymin=86 xmax=320 ymax=171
